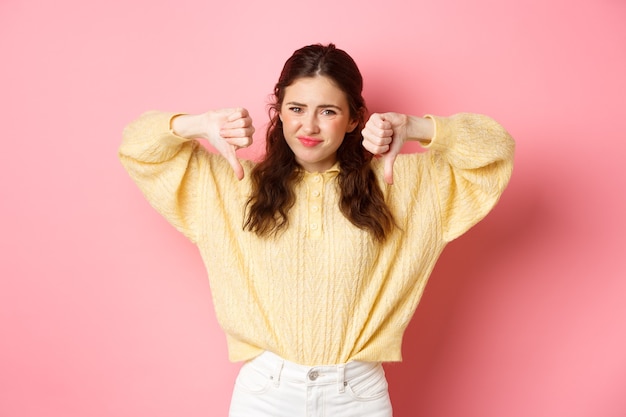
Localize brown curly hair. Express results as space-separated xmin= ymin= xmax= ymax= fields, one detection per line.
xmin=244 ymin=44 xmax=394 ymax=242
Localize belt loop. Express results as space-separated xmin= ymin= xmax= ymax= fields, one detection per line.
xmin=337 ymin=364 xmax=346 ymax=393
xmin=271 ymin=357 xmax=284 ymax=387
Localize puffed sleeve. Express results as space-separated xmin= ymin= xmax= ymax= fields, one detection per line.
xmin=423 ymin=113 xmax=515 ymax=242
xmin=118 ymin=111 xmax=206 ymax=243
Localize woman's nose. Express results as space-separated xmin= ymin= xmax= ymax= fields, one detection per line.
xmin=302 ymin=114 xmax=320 ymax=135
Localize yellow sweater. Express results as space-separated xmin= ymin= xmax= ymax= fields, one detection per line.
xmin=119 ymin=111 xmax=514 ymax=366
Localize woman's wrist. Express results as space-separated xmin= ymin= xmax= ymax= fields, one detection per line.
xmin=171 ymin=113 xmax=209 ymax=139
xmin=406 ymin=115 xmax=435 ymax=142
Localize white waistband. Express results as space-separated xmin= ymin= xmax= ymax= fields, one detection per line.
xmin=248 ymin=351 xmax=381 ymax=386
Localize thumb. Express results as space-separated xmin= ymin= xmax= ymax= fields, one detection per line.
xmin=224 ymin=151 xmax=244 ymax=180
xmin=383 ymin=153 xmax=397 ymax=185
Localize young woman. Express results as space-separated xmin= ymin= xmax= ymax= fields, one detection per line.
xmin=119 ymin=43 xmax=515 ymax=417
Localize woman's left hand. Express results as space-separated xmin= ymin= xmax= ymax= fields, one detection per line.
xmin=361 ymin=112 xmax=410 ymax=185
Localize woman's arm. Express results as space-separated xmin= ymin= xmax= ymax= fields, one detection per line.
xmin=118 ymin=109 xmax=254 ymax=242
xmin=363 ymin=112 xmax=515 ymax=241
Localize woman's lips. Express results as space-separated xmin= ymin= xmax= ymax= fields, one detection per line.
xmin=298 ymin=136 xmax=322 ymax=147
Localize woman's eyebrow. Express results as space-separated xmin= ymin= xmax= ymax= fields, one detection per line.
xmin=285 ymin=101 xmax=343 ymax=110
xmin=318 ymin=104 xmax=343 ymax=110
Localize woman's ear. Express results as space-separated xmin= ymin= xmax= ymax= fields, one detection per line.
xmin=347 ymin=107 xmax=365 ymax=133
xmin=347 ymin=118 xmax=358 ymax=133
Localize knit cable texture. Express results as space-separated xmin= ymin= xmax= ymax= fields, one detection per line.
xmin=119 ymin=111 xmax=514 ymax=365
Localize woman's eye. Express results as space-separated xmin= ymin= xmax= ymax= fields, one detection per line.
xmin=321 ymin=109 xmax=337 ymax=116
xmin=289 ymin=107 xmax=302 ymax=113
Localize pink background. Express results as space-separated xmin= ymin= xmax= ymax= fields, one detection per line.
xmin=1 ymin=0 xmax=625 ymax=416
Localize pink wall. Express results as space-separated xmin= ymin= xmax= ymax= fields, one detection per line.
xmin=1 ymin=0 xmax=625 ymax=416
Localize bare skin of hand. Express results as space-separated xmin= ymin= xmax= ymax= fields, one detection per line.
xmin=362 ymin=112 xmax=434 ymax=184
xmin=172 ymin=108 xmax=255 ymax=180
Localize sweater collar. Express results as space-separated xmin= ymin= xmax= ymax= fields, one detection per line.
xmin=301 ymin=162 xmax=340 ymax=179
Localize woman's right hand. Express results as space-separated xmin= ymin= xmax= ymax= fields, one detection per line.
xmin=209 ymin=108 xmax=255 ymax=180
xmin=172 ymin=108 xmax=255 ymax=180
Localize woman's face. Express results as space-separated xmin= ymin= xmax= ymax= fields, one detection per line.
xmin=280 ymin=75 xmax=357 ymax=173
